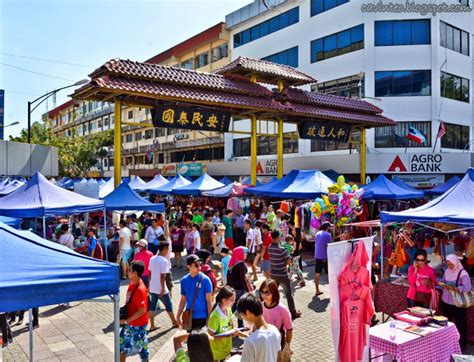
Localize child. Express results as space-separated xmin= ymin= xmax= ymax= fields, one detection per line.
xmin=220 ymin=247 xmax=231 ymax=286
xmin=207 ymin=286 xmax=236 ymax=361
xmin=284 ymin=236 xmax=305 ymax=287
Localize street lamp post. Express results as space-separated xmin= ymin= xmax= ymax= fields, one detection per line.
xmin=27 ymin=79 xmax=88 ymax=143
xmin=0 ymin=121 xmax=20 ymax=128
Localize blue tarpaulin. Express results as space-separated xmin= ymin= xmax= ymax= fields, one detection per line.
xmin=136 ymin=174 xmax=168 ymax=192
xmin=173 ymin=173 xmax=224 ymax=196
xmin=381 ymin=168 xmax=474 ymax=225
xmin=425 ymin=176 xmax=461 ymax=196
xmin=219 ymin=176 xmax=233 ymax=185
xmin=241 ymin=177 xmax=263 ymax=186
xmin=150 ymin=174 xmax=191 ymax=194
xmin=0 ymin=216 xmax=21 ymax=228
xmin=128 ymin=176 xmax=146 ymax=190
xmin=0 ymin=180 xmax=24 ymax=195
xmin=322 ymin=170 xmax=340 ymax=183
xmin=102 ymin=183 xmax=164 ymax=211
xmin=362 ymin=174 xmax=424 ymax=200
xmin=0 ymin=222 xmax=119 ymax=312
xmin=0 ymin=172 xmax=104 ymax=217
xmin=392 ymin=177 xmax=424 ymax=193
xmin=245 ymin=169 xmax=335 ymax=199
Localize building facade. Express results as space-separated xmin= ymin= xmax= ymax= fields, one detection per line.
xmin=47 ymin=23 xmax=232 ymax=178
xmin=218 ymin=0 xmax=473 ymax=184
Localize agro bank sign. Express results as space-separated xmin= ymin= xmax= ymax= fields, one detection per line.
xmin=367 ymin=153 xmax=470 ymax=174
xmin=256 ymin=159 xmax=277 ymax=175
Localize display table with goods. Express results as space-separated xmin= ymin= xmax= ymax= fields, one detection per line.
xmin=373 ymin=277 xmax=474 ymax=343
xmin=370 ymin=318 xmax=461 ymax=361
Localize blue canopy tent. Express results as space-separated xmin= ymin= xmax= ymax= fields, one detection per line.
xmin=265 ymin=176 xmax=278 ymax=184
xmin=424 ymin=176 xmax=461 ymax=196
xmin=241 ymin=177 xmax=263 ymax=186
xmin=245 ymin=169 xmax=335 ymax=199
xmin=56 ymin=177 xmax=70 ymax=187
xmin=202 ymin=182 xmax=247 ymax=198
xmin=381 ymin=168 xmax=474 ymax=225
xmin=97 ymin=178 xmax=107 ymax=186
xmin=322 ymin=169 xmax=341 ymax=183
xmin=173 ymin=173 xmax=224 ymax=196
xmin=135 ymin=174 xmax=168 ymax=192
xmin=0 ymin=179 xmax=24 ymax=195
xmin=219 ymin=176 xmax=233 ymax=185
xmin=0 ymin=222 xmax=120 ymax=361
xmin=0 ymin=216 xmax=21 ymax=228
xmin=150 ymin=174 xmax=191 ymax=194
xmin=128 ymin=176 xmax=146 ymax=190
xmin=391 ymin=177 xmax=424 ymax=193
xmin=102 ymin=183 xmax=165 ymax=211
xmin=362 ymin=174 xmax=424 ymax=200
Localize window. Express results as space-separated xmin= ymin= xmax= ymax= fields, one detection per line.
xmin=233 ymin=134 xmax=298 ymax=157
xmin=170 ymin=147 xmax=225 ymax=162
xmin=155 ymin=128 xmax=166 ymax=137
xmin=441 ymin=71 xmax=470 ymax=103
xmin=135 ymin=132 xmax=142 ymax=141
xmin=375 ymin=121 xmax=431 ymax=148
xmin=262 ymin=47 xmax=298 ymax=67
xmin=211 ymin=43 xmax=228 ymax=62
xmin=441 ymin=122 xmax=470 ymax=149
xmin=440 ymin=21 xmax=469 ymax=56
xmin=181 ymin=58 xmax=194 ymax=70
xmin=311 ymin=24 xmax=364 ymax=63
xmin=128 ymin=110 xmax=133 ymax=119
xmin=104 ymin=117 xmax=109 ymax=127
xmin=311 ymin=130 xmax=360 ymax=151
xmin=144 ymin=129 xmax=154 ymax=139
xmin=375 ymin=70 xmax=431 ymax=97
xmin=98 ymin=120 xmax=103 ymax=129
xmin=158 ymin=153 xmax=165 ymax=164
xmin=125 ymin=134 xmax=133 ymax=142
xmin=233 ymin=7 xmax=299 ymax=48
xmin=375 ymin=20 xmax=430 ymax=46
xmin=311 ymin=74 xmax=364 ymax=98
xmin=311 ymin=0 xmax=349 ymax=16
xmin=194 ymin=51 xmax=209 ymax=68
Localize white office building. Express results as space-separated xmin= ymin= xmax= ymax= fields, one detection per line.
xmin=211 ymin=0 xmax=474 ymax=185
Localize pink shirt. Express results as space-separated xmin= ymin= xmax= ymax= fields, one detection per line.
xmin=407 ymin=264 xmax=436 ymax=300
xmin=263 ymin=303 xmax=293 ymax=331
xmin=133 ymin=250 xmax=153 ymax=277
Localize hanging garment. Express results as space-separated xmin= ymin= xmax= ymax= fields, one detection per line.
xmin=280 ymin=201 xmax=290 ymax=214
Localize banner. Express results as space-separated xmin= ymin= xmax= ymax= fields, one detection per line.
xmin=298 ymin=121 xmax=351 ymax=143
xmin=327 ymin=236 xmax=373 ymax=362
xmin=152 ymin=105 xmax=231 ymax=132
xmin=177 ymin=163 xmax=202 ymax=177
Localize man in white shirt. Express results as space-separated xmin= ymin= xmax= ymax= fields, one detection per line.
xmin=190 ymin=224 xmax=201 ymax=253
xmin=237 ymin=293 xmax=280 ymax=362
xmin=144 ymin=219 xmax=164 ymax=255
xmin=58 ymin=224 xmax=74 ymax=249
xmin=119 ymin=220 xmax=133 ymax=279
xmin=244 ymin=220 xmax=258 ymax=281
xmin=148 ymin=241 xmax=178 ymax=331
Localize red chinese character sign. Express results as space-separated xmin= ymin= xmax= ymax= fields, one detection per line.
xmin=151 ymin=105 xmax=231 ymax=132
xmin=298 ymin=121 xmax=352 ymax=143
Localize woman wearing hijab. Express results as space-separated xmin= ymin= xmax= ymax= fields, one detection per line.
xmin=227 ymin=246 xmax=251 ymax=328
xmin=440 ymin=254 xmax=472 ymax=351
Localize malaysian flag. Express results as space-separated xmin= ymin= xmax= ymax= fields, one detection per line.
xmin=436 ymin=122 xmax=446 ymax=139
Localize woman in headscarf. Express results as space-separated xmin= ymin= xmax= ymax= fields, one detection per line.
xmin=440 ymin=254 xmax=472 ymax=351
xmin=227 ymin=246 xmax=251 ymax=328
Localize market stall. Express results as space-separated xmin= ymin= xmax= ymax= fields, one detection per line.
xmin=148 ymin=174 xmax=191 ymax=194
xmin=219 ymin=176 xmax=233 ymax=185
xmin=363 ymin=174 xmax=425 ymax=200
xmin=202 ymin=182 xmax=247 ymax=198
xmin=424 ymin=176 xmax=461 ymax=196
xmin=172 ymin=173 xmax=224 ymax=196
xmin=134 ymin=174 xmax=168 ymax=192
xmin=392 ymin=177 xmax=424 ymax=194
xmin=128 ymin=175 xmax=146 ymax=190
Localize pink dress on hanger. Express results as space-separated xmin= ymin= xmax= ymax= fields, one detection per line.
xmin=338 ymin=242 xmax=374 ymax=362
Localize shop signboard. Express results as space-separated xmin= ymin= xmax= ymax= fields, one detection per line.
xmin=256 ymin=159 xmax=277 ymax=175
xmin=297 ymin=121 xmax=351 ymax=143
xmin=395 ymin=174 xmax=445 ymax=188
xmin=177 ymin=162 xmax=202 ymax=177
xmin=367 ymin=153 xmax=470 ymax=174
xmin=152 ymin=105 xmax=231 ymax=132
xmin=161 ymin=163 xmax=176 ymax=175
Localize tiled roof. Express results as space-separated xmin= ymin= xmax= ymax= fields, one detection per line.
xmin=86 ymin=76 xmax=288 ymax=112
xmin=216 ymin=56 xmax=316 ymax=86
xmin=278 ymin=88 xmax=383 ymax=115
xmin=90 ymin=59 xmax=271 ymax=97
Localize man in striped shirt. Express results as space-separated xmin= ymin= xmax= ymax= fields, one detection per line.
xmin=268 ymin=230 xmax=301 ymax=320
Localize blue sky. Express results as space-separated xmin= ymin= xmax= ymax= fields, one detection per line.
xmin=0 ymin=0 xmax=252 ymax=138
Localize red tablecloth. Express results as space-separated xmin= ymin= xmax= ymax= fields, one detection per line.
xmin=374 ymin=280 xmax=474 ymax=343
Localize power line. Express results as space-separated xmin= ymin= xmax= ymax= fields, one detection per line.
xmin=1 ymin=52 xmax=92 ymax=68
xmin=0 ymin=62 xmax=74 ymax=82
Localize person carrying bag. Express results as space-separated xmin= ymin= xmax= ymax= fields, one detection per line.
xmin=182 ymin=275 xmax=203 ymax=331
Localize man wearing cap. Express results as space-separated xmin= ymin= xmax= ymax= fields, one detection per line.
xmin=314 ymin=221 xmax=332 ymax=296
xmin=176 ymin=255 xmax=213 ymax=330
xmin=133 ymin=239 xmax=153 ymax=288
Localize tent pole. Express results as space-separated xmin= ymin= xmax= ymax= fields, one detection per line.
xmin=42 ymin=216 xmax=46 ymax=239
xmin=380 ymin=223 xmax=384 ymax=280
xmin=103 ymin=208 xmax=108 ymax=261
xmin=28 ymin=309 xmax=33 ymax=362
xmin=113 ymin=294 xmax=120 ymax=362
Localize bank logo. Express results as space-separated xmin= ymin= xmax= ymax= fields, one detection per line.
xmin=388 ymin=155 xmax=407 ymax=172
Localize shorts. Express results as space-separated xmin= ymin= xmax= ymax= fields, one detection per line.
xmin=120 ymin=249 xmax=133 ymax=263
xmin=225 ymin=237 xmax=234 ymax=250
xmin=149 ymin=292 xmax=173 ymax=312
xmin=119 ymin=324 xmax=149 ymax=360
xmin=246 ymin=252 xmax=256 ymax=263
xmin=261 ymin=260 xmax=271 ymax=272
xmin=165 ymin=272 xmax=173 ymax=291
xmin=315 ymin=259 xmax=328 ymax=274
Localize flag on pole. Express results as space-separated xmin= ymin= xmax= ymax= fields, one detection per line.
xmin=436 ymin=122 xmax=446 ymax=139
xmin=407 ymin=126 xmax=427 ymax=145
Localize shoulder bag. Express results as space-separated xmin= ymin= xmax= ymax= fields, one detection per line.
xmin=182 ymin=275 xmax=203 ymax=330
xmin=449 ymin=269 xmax=474 ymax=308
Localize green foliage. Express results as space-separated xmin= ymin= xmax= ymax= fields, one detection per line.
xmin=9 ymin=122 xmax=114 ymax=178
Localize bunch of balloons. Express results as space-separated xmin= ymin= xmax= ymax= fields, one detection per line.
xmin=310 ymin=175 xmax=365 ymax=228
